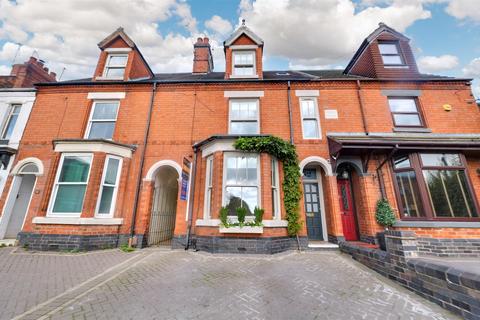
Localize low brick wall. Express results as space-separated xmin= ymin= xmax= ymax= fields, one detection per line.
xmin=191 ymin=236 xmax=308 ymax=254
xmin=18 ymin=232 xmax=129 ymax=251
xmin=340 ymin=231 xmax=480 ymax=319
xmin=417 ymin=237 xmax=480 ymax=257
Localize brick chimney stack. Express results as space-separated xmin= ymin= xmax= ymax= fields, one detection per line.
xmin=193 ymin=37 xmax=213 ymax=74
xmin=3 ymin=56 xmax=57 ymax=88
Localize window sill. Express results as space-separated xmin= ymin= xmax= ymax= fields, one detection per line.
xmin=95 ymin=76 xmax=124 ymax=81
xmin=394 ymin=220 xmax=480 ymax=228
xmin=219 ymin=226 xmax=263 ymax=234
xmin=229 ymin=75 xmax=259 ymax=79
xmin=384 ymin=65 xmax=409 ymax=69
xmin=393 ymin=127 xmax=432 ymax=133
xmin=196 ymin=219 xmax=287 ymax=228
xmin=33 ymin=217 xmax=123 ymax=225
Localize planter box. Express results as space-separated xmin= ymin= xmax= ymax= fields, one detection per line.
xmin=219 ymin=226 xmax=263 ymax=234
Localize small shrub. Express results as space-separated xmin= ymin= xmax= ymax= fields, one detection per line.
xmin=254 ymin=207 xmax=264 ymax=225
xmin=375 ymin=198 xmax=396 ymax=229
xmin=236 ymin=207 xmax=247 ymax=225
xmin=120 ymin=244 xmax=135 ymax=253
xmin=219 ymin=206 xmax=229 ymax=226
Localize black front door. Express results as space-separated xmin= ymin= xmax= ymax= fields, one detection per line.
xmin=303 ymin=182 xmax=323 ymax=240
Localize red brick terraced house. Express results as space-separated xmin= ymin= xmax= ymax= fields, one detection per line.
xmin=1 ymin=22 xmax=480 ymax=255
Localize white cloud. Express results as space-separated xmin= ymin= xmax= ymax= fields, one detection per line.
xmin=238 ymin=0 xmax=432 ymax=68
xmin=205 ymin=15 xmax=233 ymax=36
xmin=417 ymin=54 xmax=459 ymax=73
xmin=0 ymin=64 xmax=10 ymax=75
xmin=463 ymin=58 xmax=480 ymax=77
xmin=445 ymin=0 xmax=480 ymax=22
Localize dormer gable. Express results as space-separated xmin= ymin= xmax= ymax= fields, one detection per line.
xmin=344 ymin=23 xmax=419 ymax=79
xmin=224 ymin=20 xmax=264 ymax=80
xmin=94 ymin=27 xmax=154 ymax=81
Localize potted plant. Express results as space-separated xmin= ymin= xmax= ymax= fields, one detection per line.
xmin=236 ymin=207 xmax=247 ymax=226
xmin=254 ymin=207 xmax=264 ymax=226
xmin=375 ymin=198 xmax=396 ymax=251
xmin=219 ymin=206 xmax=229 ymax=227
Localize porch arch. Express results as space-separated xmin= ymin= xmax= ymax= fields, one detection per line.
xmin=10 ymin=157 xmax=44 ymax=176
xmin=299 ymin=156 xmax=333 ymax=177
xmin=145 ymin=160 xmax=182 ymax=181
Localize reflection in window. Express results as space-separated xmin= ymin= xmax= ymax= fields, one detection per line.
xmin=224 ymin=154 xmax=258 ymax=216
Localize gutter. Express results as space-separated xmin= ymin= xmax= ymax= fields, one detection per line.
xmin=129 ymin=81 xmax=157 ymax=246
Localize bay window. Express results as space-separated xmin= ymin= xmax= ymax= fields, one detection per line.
xmin=229 ymin=99 xmax=259 ymax=134
xmin=392 ymin=153 xmax=478 ymax=220
xmin=223 ymin=153 xmax=259 ymax=216
xmin=96 ymin=155 xmax=122 ymax=217
xmin=49 ymin=154 xmax=92 ymax=216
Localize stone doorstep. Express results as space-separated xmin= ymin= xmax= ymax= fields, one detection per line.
xmin=0 ymin=239 xmax=17 ymax=247
xmin=307 ymin=241 xmax=339 ymax=250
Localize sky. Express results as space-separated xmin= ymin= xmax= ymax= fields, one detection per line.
xmin=0 ymin=0 xmax=479 ymax=97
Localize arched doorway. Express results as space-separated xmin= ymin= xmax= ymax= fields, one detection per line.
xmin=336 ymin=163 xmax=360 ymax=241
xmin=147 ymin=165 xmax=179 ymax=246
xmin=0 ymin=160 xmax=42 ymax=240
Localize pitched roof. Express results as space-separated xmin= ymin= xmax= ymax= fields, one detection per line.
xmin=97 ymin=27 xmax=135 ymax=49
xmin=224 ymin=21 xmax=264 ymax=46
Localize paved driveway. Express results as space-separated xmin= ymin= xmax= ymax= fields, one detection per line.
xmin=0 ymin=247 xmax=456 ymax=320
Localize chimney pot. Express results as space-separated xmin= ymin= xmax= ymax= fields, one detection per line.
xmin=50 ymin=72 xmax=57 ymax=79
xmin=43 ymin=67 xmax=49 ymax=73
xmin=38 ymin=59 xmax=45 ymax=66
xmin=203 ymin=37 xmax=209 ymax=43
xmin=196 ymin=37 xmax=203 ymax=43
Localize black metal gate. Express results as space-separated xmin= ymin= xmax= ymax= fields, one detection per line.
xmin=148 ymin=183 xmax=178 ymax=246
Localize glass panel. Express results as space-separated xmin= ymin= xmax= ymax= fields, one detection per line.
xmin=92 ymin=103 xmax=118 ymax=120
xmin=301 ymin=100 xmax=315 ymax=117
xmin=2 ymin=113 xmax=18 ymax=139
xmin=12 ymin=105 xmax=21 ymax=114
xmin=230 ymin=121 xmax=258 ymax=134
xmin=303 ymin=168 xmax=316 ymax=180
xmin=393 ymin=114 xmax=421 ymax=126
xmin=98 ymin=186 xmax=114 ymax=214
xmin=225 ymin=186 xmax=257 ymax=216
xmin=396 ymin=171 xmax=425 ymax=217
xmin=19 ymin=164 xmax=38 ymax=174
xmin=104 ymin=158 xmax=120 ymax=185
xmin=378 ymin=43 xmax=399 ymax=55
xmin=59 ymin=156 xmax=91 ymax=183
xmin=341 ymin=185 xmax=349 ymax=210
xmin=230 ymin=102 xmax=240 ymax=119
xmin=388 ymin=99 xmax=417 ymax=113
xmin=237 ymin=156 xmax=247 ymax=183
xmin=272 ymin=189 xmax=278 ymax=215
xmin=226 ymin=157 xmax=237 ymax=184
xmin=420 ymin=153 xmax=462 ymax=167
xmin=52 ymin=185 xmax=86 ymax=213
xmin=105 ymin=67 xmax=125 ymax=78
xmin=108 ymin=55 xmax=128 ymax=66
xmin=242 ymin=187 xmax=257 ymax=215
xmin=247 ymin=157 xmax=257 ymax=183
xmin=88 ymin=122 xmax=115 ymax=139
xmin=382 ymin=55 xmax=403 ymax=65
xmin=394 ymin=156 xmax=411 ymax=169
xmin=247 ymin=102 xmax=257 ymax=118
xmin=271 ymin=159 xmax=277 ymax=186
xmin=303 ymin=119 xmax=319 ymax=138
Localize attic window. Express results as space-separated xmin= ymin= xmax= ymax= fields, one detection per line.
xmin=232 ymin=51 xmax=255 ymax=76
xmin=103 ymin=54 xmax=128 ymax=79
xmin=378 ymin=41 xmax=404 ymax=66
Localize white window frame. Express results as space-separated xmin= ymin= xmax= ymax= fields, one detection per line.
xmin=203 ymin=155 xmax=214 ymax=219
xmin=378 ymin=41 xmax=405 ymax=66
xmin=47 ymin=153 xmax=93 ymax=217
xmin=84 ymin=100 xmax=120 ymax=140
xmin=222 ymin=152 xmax=261 ymax=216
xmin=232 ymin=50 xmax=256 ymax=77
xmin=1 ymin=103 xmax=21 ymax=140
xmin=228 ymin=99 xmax=260 ymax=135
xmin=102 ymin=53 xmax=128 ymax=79
xmin=95 ymin=155 xmax=123 ymax=218
xmin=271 ymin=157 xmax=281 ymax=220
xmin=299 ymin=97 xmax=321 ymax=139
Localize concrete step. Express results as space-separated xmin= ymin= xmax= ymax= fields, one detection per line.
xmin=0 ymin=239 xmax=17 ymax=247
xmin=306 ymin=241 xmax=339 ymax=251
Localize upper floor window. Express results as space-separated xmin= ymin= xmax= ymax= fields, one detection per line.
xmin=229 ymin=99 xmax=259 ymax=134
xmin=232 ymin=51 xmax=255 ymax=76
xmin=49 ymin=153 xmax=92 ymax=216
xmin=85 ymin=101 xmax=119 ymax=140
xmin=103 ymin=54 xmax=128 ymax=79
xmin=96 ymin=155 xmax=122 ymax=217
xmin=392 ymin=153 xmax=478 ymax=220
xmin=300 ymin=98 xmax=321 ymax=139
xmin=388 ymin=97 xmax=423 ymax=128
xmin=223 ymin=153 xmax=259 ymax=216
xmin=1 ymin=104 xmax=21 ymax=140
xmin=378 ymin=42 xmax=404 ymax=66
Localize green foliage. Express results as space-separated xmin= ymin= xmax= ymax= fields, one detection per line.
xmin=375 ymin=198 xmax=396 ymax=229
xmin=236 ymin=207 xmax=247 ymax=225
xmin=219 ymin=206 xmax=229 ymax=226
xmin=254 ymin=207 xmax=264 ymax=225
xmin=234 ymin=136 xmax=302 ymax=236
xmin=120 ymin=244 xmax=135 ymax=253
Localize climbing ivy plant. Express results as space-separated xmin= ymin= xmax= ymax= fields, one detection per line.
xmin=234 ymin=136 xmax=302 ymax=236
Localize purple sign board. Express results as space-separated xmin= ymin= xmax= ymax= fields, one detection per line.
xmin=180 ymin=170 xmax=189 ymax=200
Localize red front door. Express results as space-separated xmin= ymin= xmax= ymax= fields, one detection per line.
xmin=337 ymin=179 xmax=359 ymax=241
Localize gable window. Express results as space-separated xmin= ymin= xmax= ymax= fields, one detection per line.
xmin=204 ymin=155 xmax=214 ymax=219
xmin=96 ymin=155 xmax=122 ymax=217
xmin=223 ymin=153 xmax=259 ymax=216
xmin=388 ymin=97 xmax=423 ymax=127
xmin=271 ymin=157 xmax=281 ymax=219
xmin=103 ymin=54 xmax=128 ymax=79
xmin=378 ymin=42 xmax=404 ymax=65
xmin=232 ymin=51 xmax=255 ymax=76
xmin=229 ymin=99 xmax=259 ymax=134
xmin=1 ymin=104 xmax=21 ymax=140
xmin=392 ymin=153 xmax=478 ymax=220
xmin=300 ymin=98 xmax=321 ymax=139
xmin=49 ymin=154 xmax=92 ymax=216
xmin=86 ymin=101 xmax=119 ymax=139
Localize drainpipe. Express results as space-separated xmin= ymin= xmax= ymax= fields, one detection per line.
xmin=356 ymin=80 xmax=369 ymax=135
xmin=287 ymin=81 xmax=294 ymax=144
xmin=129 ymin=82 xmax=157 ymax=247
xmin=185 ymin=147 xmax=198 ymax=250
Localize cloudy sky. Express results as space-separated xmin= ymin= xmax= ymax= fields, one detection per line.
xmin=0 ymin=0 xmax=479 ymax=96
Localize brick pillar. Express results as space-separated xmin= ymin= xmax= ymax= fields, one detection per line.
xmin=385 ymin=230 xmax=418 ymax=263
xmin=326 ymin=175 xmax=344 ymax=241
